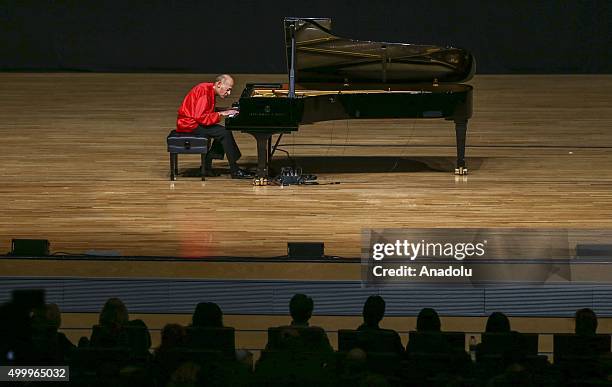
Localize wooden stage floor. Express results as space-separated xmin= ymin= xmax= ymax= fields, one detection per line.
xmin=1 ymin=73 xmax=612 ymax=258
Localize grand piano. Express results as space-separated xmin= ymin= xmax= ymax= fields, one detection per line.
xmin=225 ymin=17 xmax=475 ymax=179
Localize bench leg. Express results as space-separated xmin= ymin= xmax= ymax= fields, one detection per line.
xmin=201 ymin=153 xmax=206 ymax=181
xmin=170 ymin=153 xmax=176 ymax=181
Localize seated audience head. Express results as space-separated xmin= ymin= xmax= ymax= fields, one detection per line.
xmin=31 ymin=303 xmax=62 ymax=331
xmin=345 ymin=347 xmax=368 ymax=372
xmin=485 ymin=311 xmax=511 ymax=333
xmin=235 ymin=348 xmax=253 ymax=370
xmin=346 ymin=347 xmax=367 ymax=362
xmin=192 ymin=302 xmax=223 ymax=327
xmin=160 ymin=323 xmax=186 ymax=350
xmin=362 ymin=295 xmax=385 ymax=328
xmin=575 ymin=307 xmax=597 ymax=335
xmin=99 ymin=298 xmax=128 ymax=329
xmin=128 ymin=318 xmax=152 ymax=351
xmin=416 ymin=308 xmax=441 ymax=332
xmin=78 ymin=336 xmax=90 ymax=347
xmin=289 ymin=293 xmax=314 ymax=326
xmin=45 ymin=303 xmax=62 ymax=329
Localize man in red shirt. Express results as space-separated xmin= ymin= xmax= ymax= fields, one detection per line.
xmin=176 ymin=74 xmax=253 ymax=178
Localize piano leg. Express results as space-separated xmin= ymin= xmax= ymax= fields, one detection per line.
xmin=267 ymin=137 xmax=272 ymax=168
xmin=454 ymin=119 xmax=468 ymax=175
xmin=249 ymin=132 xmax=274 ymax=178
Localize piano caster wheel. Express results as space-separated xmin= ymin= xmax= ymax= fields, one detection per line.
xmin=253 ymin=177 xmax=269 ymax=186
xmin=454 ymin=167 xmax=468 ymax=175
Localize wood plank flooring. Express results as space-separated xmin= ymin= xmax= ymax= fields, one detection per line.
xmin=1 ymin=74 xmax=611 ymax=258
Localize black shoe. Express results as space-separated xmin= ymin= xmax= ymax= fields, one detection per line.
xmin=231 ymin=168 xmax=255 ymax=179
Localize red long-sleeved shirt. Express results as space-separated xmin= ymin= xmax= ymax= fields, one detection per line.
xmin=176 ymin=82 xmax=221 ymax=132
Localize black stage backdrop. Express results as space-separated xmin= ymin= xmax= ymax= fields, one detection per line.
xmin=1 ymin=0 xmax=610 ymax=74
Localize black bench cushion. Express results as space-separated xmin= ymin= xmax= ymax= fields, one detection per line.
xmin=167 ymin=130 xmax=209 ymax=153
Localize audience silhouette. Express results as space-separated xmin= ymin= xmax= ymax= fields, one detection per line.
xmin=289 ymin=293 xmax=315 ymax=326
xmin=157 ymin=323 xmax=187 ymax=354
xmin=3 ymin=289 xmax=612 ymax=386
xmin=192 ymin=302 xmax=223 ymax=327
xmin=90 ymin=297 xmax=130 ymax=347
xmin=351 ymin=295 xmax=404 ymax=354
xmin=574 ymin=307 xmax=597 ymax=336
xmin=406 ymin=307 xmax=451 ymax=355
xmin=265 ymin=293 xmax=332 ymax=353
xmin=485 ymin=311 xmax=511 ymax=333
xmin=415 ymin=307 xmax=441 ymax=332
xmin=31 ymin=303 xmax=75 ymax=363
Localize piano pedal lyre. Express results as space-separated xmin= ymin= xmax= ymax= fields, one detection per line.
xmin=253 ymin=177 xmax=270 ymax=186
xmin=454 ymin=167 xmax=468 ymax=175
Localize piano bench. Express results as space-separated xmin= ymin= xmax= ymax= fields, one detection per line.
xmin=166 ymin=130 xmax=212 ymax=181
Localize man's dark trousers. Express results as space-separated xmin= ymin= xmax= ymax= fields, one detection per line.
xmin=194 ymin=124 xmax=242 ymax=172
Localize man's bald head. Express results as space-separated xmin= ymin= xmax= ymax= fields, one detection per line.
xmin=216 ymin=74 xmax=233 ymax=83
xmin=214 ymin=74 xmax=234 ymax=98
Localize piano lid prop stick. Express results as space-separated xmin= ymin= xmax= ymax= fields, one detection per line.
xmin=288 ymin=21 xmax=296 ymax=98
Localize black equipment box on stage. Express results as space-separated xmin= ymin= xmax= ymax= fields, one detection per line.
xmin=10 ymin=238 xmax=50 ymax=256
xmin=287 ymin=242 xmax=325 ymax=259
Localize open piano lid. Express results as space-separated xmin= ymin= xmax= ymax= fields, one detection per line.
xmin=285 ymin=17 xmax=475 ymax=84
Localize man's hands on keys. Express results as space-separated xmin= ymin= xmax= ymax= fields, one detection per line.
xmin=219 ymin=109 xmax=239 ymax=117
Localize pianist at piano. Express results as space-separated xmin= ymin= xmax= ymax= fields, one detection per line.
xmin=176 ymin=74 xmax=254 ymax=179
